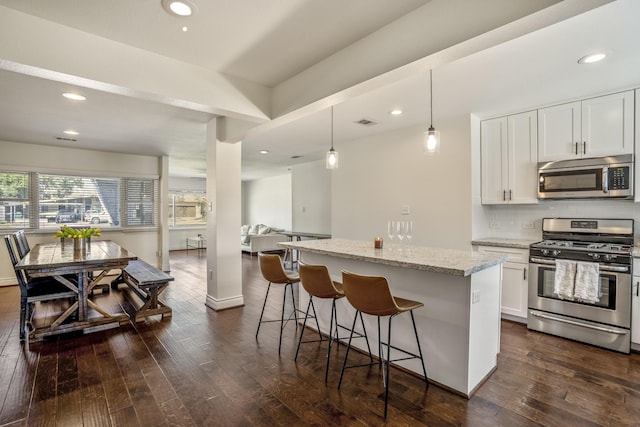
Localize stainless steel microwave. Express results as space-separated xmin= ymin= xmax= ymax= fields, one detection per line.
xmin=538 ymin=154 xmax=634 ymax=199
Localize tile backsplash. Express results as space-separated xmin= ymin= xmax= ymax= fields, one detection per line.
xmin=486 ymin=199 xmax=640 ymax=241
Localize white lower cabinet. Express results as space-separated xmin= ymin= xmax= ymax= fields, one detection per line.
xmin=476 ymin=246 xmax=529 ymax=322
xmin=632 ymin=273 xmax=640 ymax=348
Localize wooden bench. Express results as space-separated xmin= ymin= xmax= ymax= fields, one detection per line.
xmin=111 ymin=260 xmax=174 ymax=322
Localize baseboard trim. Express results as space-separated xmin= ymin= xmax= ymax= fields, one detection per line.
xmin=205 ymin=294 xmax=244 ymax=311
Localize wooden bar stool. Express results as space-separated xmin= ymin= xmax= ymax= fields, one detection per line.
xmin=338 ymin=270 xmax=428 ymax=419
xmin=295 ymin=261 xmax=371 ymax=382
xmin=256 ymin=253 xmax=302 ymax=354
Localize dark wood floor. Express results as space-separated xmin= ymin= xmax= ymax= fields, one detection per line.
xmin=1 ymin=251 xmax=640 ymax=426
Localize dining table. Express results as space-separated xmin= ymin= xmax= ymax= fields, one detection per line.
xmin=15 ymin=239 xmax=137 ymax=341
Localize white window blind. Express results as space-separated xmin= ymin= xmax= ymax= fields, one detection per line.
xmin=123 ymin=178 xmax=158 ymax=227
xmin=0 ymin=171 xmax=30 ymax=229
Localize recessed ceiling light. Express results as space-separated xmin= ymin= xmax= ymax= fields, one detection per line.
xmin=182 ymin=26 xmax=188 ymax=32
xmin=578 ymin=52 xmax=606 ymax=64
xmin=259 ymin=150 xmax=269 ymax=154
xmin=390 ymin=109 xmax=403 ymax=116
xmin=62 ymin=92 xmax=86 ymax=101
xmin=64 ymin=130 xmax=79 ymax=136
xmin=162 ymin=0 xmax=197 ymax=17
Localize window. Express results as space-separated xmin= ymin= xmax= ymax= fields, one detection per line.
xmin=0 ymin=172 xmax=31 ymax=229
xmin=39 ymin=174 xmax=121 ymax=228
xmin=168 ymin=191 xmax=207 ymax=227
xmin=124 ymin=178 xmax=158 ymax=226
xmin=0 ymin=170 xmax=158 ymax=231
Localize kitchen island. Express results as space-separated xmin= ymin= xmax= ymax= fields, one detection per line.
xmin=278 ymin=239 xmax=505 ymax=397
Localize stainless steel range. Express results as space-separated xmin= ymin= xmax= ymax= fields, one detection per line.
xmin=527 ymin=218 xmax=634 ymax=353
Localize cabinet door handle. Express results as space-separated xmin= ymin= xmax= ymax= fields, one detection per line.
xmin=575 ymin=142 xmax=579 ymax=155
xmin=503 ymin=190 xmax=506 ymax=201
xmin=583 ymin=141 xmax=586 ymax=155
xmin=509 ymin=189 xmax=513 ymax=201
xmin=637 ymin=281 xmax=639 ymax=297
xmin=523 ymin=268 xmax=527 ymax=281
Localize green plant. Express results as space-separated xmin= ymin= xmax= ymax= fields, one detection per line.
xmin=54 ymin=225 xmax=101 ymax=239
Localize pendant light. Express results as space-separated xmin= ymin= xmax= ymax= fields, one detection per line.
xmin=326 ymin=106 xmax=339 ymax=169
xmin=424 ymin=69 xmax=440 ymax=155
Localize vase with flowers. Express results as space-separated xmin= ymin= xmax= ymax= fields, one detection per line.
xmin=55 ymin=225 xmax=101 ymax=253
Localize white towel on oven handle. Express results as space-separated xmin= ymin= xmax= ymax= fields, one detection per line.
xmin=574 ymin=261 xmax=600 ymax=303
xmin=554 ymin=259 xmax=576 ymax=300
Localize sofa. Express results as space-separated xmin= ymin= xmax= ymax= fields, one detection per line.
xmin=241 ymin=224 xmax=288 ymax=255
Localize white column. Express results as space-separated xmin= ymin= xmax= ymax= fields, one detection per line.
xmin=205 ymin=117 xmax=244 ymax=310
xmin=158 ymin=155 xmax=170 ymax=271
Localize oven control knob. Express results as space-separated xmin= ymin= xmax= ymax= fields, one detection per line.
xmin=591 ymin=253 xmax=600 ymax=260
xmin=603 ymin=254 xmax=611 ymax=261
xmin=541 ymin=249 xmax=549 ymax=256
xmin=552 ymin=250 xmax=560 ymax=256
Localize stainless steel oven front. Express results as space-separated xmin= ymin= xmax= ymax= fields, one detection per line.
xmin=527 ymin=257 xmax=632 ymax=353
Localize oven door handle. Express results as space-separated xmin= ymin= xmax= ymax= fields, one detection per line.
xmin=530 ymin=257 xmax=630 ymax=273
xmin=529 ymin=311 xmax=628 ymax=335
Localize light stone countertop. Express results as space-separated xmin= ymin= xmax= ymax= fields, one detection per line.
xmin=633 ymin=247 xmax=640 ymax=258
xmin=471 ymin=237 xmax=538 ymax=250
xmin=279 ymin=238 xmax=506 ymax=277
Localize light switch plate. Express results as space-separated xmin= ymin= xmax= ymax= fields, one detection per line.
xmin=472 ymin=290 xmax=481 ymax=304
xmin=401 ymin=205 xmax=410 ymax=215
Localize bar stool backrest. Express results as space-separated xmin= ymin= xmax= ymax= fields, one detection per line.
xmin=258 ymin=253 xmax=291 ymax=284
xmin=342 ymin=271 xmax=399 ymax=317
xmin=298 ymin=261 xmax=341 ymax=299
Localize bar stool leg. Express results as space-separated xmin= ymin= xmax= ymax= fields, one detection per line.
xmin=294 ymin=296 xmax=314 ymax=361
xmin=325 ymin=299 xmax=338 ymax=382
xmin=338 ymin=310 xmax=360 ymax=389
xmin=288 ymin=282 xmax=298 ymax=323
xmin=377 ymin=317 xmax=383 ymax=371
xmin=256 ymin=282 xmax=272 ymax=339
xmin=383 ymin=316 xmax=393 ymax=419
xmin=411 ymin=310 xmax=428 ymax=382
xmin=278 ymin=283 xmax=290 ymax=354
xmin=359 ymin=312 xmax=373 ymax=363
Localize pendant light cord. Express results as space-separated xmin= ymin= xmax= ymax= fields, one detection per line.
xmin=331 ymin=106 xmax=334 ymax=150
xmin=429 ymin=69 xmax=433 ymax=127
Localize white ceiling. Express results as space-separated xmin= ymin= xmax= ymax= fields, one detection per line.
xmin=0 ymin=0 xmax=638 ymax=180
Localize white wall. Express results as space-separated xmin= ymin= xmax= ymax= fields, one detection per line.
xmin=291 ymin=160 xmax=331 ymax=234
xmin=482 ymin=201 xmax=640 ymax=242
xmin=241 ymin=174 xmax=292 ymax=230
xmin=0 ymin=140 xmax=162 ymax=285
xmin=332 ymin=118 xmax=472 ymax=250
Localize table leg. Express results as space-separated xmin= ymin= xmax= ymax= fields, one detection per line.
xmin=77 ymin=272 xmax=88 ymax=322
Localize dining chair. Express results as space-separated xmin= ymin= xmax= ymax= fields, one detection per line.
xmin=4 ymin=235 xmax=76 ymax=340
xmin=338 ymin=270 xmax=428 ymax=419
xmin=12 ymin=229 xmax=30 ymax=259
xmin=256 ymin=253 xmax=301 ymax=354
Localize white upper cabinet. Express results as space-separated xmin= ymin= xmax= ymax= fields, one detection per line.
xmin=538 ymin=91 xmax=634 ymax=162
xmin=636 ymin=89 xmax=640 ymax=203
xmin=481 ymin=111 xmax=538 ymax=205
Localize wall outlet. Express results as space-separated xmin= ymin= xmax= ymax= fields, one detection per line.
xmin=522 ymin=222 xmax=535 ymax=230
xmin=401 ymin=205 xmax=410 ymax=215
xmin=472 ymin=290 xmax=481 ymax=304
xmin=489 ymin=221 xmax=501 ymax=229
